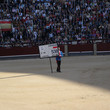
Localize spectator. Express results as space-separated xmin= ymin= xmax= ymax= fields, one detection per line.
xmin=0 ymin=0 xmax=109 ymax=46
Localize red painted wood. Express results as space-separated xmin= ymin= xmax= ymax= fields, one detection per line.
xmin=0 ymin=43 xmax=110 ymax=56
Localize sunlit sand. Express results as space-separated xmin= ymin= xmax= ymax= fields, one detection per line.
xmin=0 ymin=56 xmax=110 ymax=110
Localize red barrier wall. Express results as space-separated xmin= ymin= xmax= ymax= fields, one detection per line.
xmin=97 ymin=43 xmax=110 ymax=51
xmin=0 ymin=46 xmax=39 ymax=56
xmin=68 ymin=44 xmax=93 ymax=52
xmin=0 ymin=43 xmax=110 ymax=56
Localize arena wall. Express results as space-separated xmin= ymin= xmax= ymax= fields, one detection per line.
xmin=0 ymin=43 xmax=110 ymax=56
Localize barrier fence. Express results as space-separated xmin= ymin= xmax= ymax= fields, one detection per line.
xmin=0 ymin=39 xmax=110 ymax=56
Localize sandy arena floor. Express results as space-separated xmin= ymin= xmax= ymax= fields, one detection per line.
xmin=0 ymin=55 xmax=110 ymax=110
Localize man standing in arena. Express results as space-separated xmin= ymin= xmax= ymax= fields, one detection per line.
xmin=56 ymin=47 xmax=63 ymax=72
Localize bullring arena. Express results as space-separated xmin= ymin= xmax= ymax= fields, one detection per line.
xmin=0 ymin=55 xmax=110 ymax=110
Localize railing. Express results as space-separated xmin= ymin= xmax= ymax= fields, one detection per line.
xmin=0 ymin=39 xmax=110 ymax=48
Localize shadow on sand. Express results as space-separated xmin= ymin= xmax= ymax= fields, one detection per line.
xmin=0 ymin=55 xmax=110 ymax=91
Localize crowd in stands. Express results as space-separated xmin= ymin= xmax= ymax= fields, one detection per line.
xmin=0 ymin=0 xmax=110 ymax=46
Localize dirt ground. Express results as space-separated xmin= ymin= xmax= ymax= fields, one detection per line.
xmin=0 ymin=55 xmax=110 ymax=110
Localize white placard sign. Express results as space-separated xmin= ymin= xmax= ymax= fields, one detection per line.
xmin=39 ymin=43 xmax=58 ymax=58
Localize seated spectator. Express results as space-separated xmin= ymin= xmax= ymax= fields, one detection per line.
xmin=0 ymin=0 xmax=109 ymax=46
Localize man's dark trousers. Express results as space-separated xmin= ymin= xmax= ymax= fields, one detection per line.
xmin=57 ymin=60 xmax=61 ymax=72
